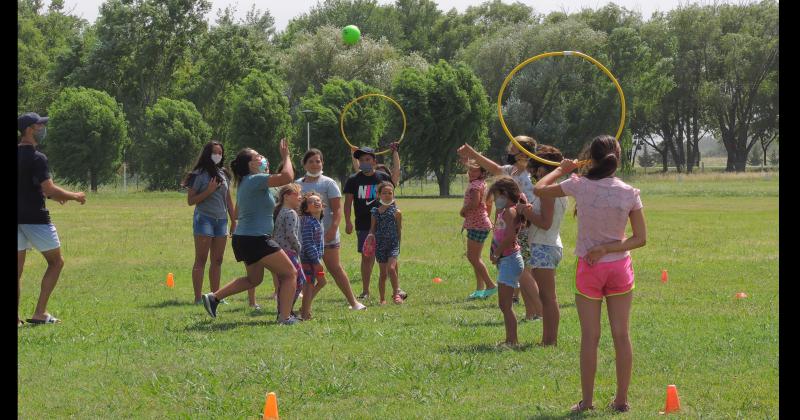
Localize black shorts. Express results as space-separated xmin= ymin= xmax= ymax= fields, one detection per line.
xmin=232 ymin=234 xmax=282 ymax=266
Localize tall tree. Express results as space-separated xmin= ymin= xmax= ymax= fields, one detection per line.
xmin=46 ymin=87 xmax=129 ymax=192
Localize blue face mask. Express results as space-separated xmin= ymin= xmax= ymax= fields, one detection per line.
xmin=34 ymin=126 xmax=47 ymax=144
xmin=359 ymin=162 xmax=373 ymax=172
xmin=259 ymin=158 xmax=268 ymax=173
xmin=495 ymin=197 xmax=507 ymax=209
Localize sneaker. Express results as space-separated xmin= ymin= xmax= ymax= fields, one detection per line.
xmin=349 ymin=302 xmax=367 ymax=310
xmin=481 ymin=287 xmax=498 ymax=298
xmin=201 ymin=293 xmax=220 ymax=318
xmin=357 ymin=292 xmax=370 ymax=300
xmin=519 ymin=315 xmax=542 ymax=323
xmin=397 ymin=289 xmax=408 ymax=300
xmin=277 ymin=315 xmax=300 ymax=325
xmin=250 ymin=304 xmax=262 ymax=311
xmin=219 ymin=298 xmax=229 ymax=305
xmin=467 ymin=290 xmax=484 ymax=300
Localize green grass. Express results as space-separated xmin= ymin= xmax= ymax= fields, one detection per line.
xmin=18 ymin=174 xmax=778 ymax=418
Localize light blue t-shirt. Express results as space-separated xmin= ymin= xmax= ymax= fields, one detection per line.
xmin=296 ymin=175 xmax=342 ymax=245
xmin=234 ymin=173 xmax=275 ymax=236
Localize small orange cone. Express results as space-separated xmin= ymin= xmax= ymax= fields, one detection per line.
xmin=661 ymin=269 xmax=668 ymax=283
xmin=432 ymin=277 xmax=442 ymax=283
xmin=659 ymin=384 xmax=680 ymax=414
xmin=166 ymin=273 xmax=174 ymax=288
xmin=263 ymin=392 xmax=279 ymax=419
xmin=735 ymin=292 xmax=748 ymax=299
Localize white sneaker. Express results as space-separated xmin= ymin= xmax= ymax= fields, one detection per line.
xmin=349 ymin=302 xmax=367 ymax=310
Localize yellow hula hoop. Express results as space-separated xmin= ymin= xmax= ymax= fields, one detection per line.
xmin=340 ymin=93 xmax=407 ymax=156
xmin=497 ymin=51 xmax=626 ymax=167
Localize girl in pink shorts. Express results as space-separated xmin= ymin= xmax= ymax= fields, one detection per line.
xmin=534 ymin=135 xmax=647 ymax=414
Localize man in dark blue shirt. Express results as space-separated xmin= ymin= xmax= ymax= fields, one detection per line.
xmin=18 ymin=112 xmax=86 ymax=326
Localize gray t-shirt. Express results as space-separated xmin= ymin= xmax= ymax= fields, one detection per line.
xmin=190 ymin=169 xmax=229 ymax=219
xmin=296 ymin=175 xmax=342 ymax=245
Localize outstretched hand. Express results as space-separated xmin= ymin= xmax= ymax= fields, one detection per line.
xmin=560 ymin=159 xmax=579 ymax=173
xmin=279 ymin=138 xmax=289 ymax=159
xmin=389 ymin=141 xmax=400 ymax=152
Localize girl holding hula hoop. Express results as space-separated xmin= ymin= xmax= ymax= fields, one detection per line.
xmin=200 ymin=139 xmax=300 ymax=325
xmin=457 ymin=139 xmax=543 ymax=320
xmin=296 ymin=149 xmax=367 ymax=310
xmin=534 ymin=135 xmax=646 ymax=413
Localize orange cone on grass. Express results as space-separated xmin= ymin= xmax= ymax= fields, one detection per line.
xmin=735 ymin=292 xmax=748 ymax=299
xmin=661 ymin=269 xmax=668 ymax=283
xmin=433 ymin=277 xmax=442 ymax=283
xmin=263 ymin=392 xmax=279 ymax=419
xmin=660 ymin=384 xmax=680 ymax=414
xmin=166 ymin=272 xmax=174 ymax=288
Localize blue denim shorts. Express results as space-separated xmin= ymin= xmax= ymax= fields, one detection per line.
xmin=193 ymin=211 xmax=228 ymax=237
xmin=18 ymin=224 xmax=61 ymax=252
xmin=528 ymin=244 xmax=563 ymax=269
xmin=496 ymin=251 xmax=524 ymax=288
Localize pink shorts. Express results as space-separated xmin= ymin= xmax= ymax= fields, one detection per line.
xmin=575 ymin=256 xmax=635 ymax=300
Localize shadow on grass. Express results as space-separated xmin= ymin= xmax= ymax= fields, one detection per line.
xmin=525 ymin=413 xmax=593 ymax=420
xmin=141 ymin=299 xmax=191 ymax=308
xmin=184 ymin=319 xmax=272 ymax=331
xmin=455 ymin=320 xmax=505 ymax=327
xmin=440 ymin=342 xmax=534 ymax=353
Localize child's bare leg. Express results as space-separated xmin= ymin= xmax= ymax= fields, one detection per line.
xmin=467 ymin=239 xmax=494 ymax=290
xmin=300 ymin=281 xmax=314 ymax=320
xmin=388 ymin=258 xmax=399 ymax=295
xmin=519 ymin=268 xmax=543 ymax=318
xmin=378 ymin=262 xmax=388 ymax=303
xmin=498 ymin=284 xmax=517 ymax=345
xmin=248 ymin=286 xmax=257 ymax=306
xmin=576 ymin=294 xmax=603 ymax=407
xmin=607 ymin=292 xmax=633 ymax=406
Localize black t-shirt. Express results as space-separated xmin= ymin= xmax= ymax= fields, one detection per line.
xmin=343 ymin=171 xmax=392 ymax=231
xmin=18 ymin=144 xmax=51 ymax=224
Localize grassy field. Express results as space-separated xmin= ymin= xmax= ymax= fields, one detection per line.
xmin=18 ymin=173 xmax=778 ymax=418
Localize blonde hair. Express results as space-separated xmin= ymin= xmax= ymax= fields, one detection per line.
xmin=273 ymin=183 xmax=302 ymax=221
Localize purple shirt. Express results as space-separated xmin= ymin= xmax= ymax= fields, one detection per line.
xmin=559 ymin=174 xmax=643 ymax=263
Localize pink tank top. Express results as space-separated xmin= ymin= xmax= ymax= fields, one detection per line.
xmin=491 ymin=208 xmax=520 ymax=257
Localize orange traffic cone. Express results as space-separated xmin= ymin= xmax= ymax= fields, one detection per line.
xmin=263 ymin=392 xmax=279 ymax=419
xmin=433 ymin=277 xmax=442 ymax=283
xmin=659 ymin=384 xmax=680 ymax=414
xmin=661 ymin=269 xmax=668 ymax=283
xmin=166 ymin=273 xmax=174 ymax=288
xmin=735 ymin=292 xmax=748 ymax=299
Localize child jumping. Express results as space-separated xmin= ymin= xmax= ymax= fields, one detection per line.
xmin=534 ymin=135 xmax=647 ymax=413
xmin=272 ymin=183 xmax=306 ymax=319
xmin=459 ymin=158 xmax=496 ymax=300
xmin=299 ymin=192 xmax=328 ymax=320
xmin=487 ymin=177 xmax=528 ymax=346
xmin=367 ymin=182 xmax=403 ymax=305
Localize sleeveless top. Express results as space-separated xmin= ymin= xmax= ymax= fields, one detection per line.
xmin=491 ymin=208 xmax=520 ymax=257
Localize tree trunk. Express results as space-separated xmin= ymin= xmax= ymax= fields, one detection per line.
xmin=91 ymin=170 xmax=98 ymax=192
xmin=661 ymin=151 xmax=669 ymax=173
xmin=436 ymin=172 xmax=450 ymax=196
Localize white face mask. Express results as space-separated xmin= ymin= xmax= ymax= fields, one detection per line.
xmin=211 ymin=154 xmax=222 ymax=164
xmin=380 ymin=199 xmax=394 ymax=206
xmin=305 ymin=170 xmax=323 ymax=177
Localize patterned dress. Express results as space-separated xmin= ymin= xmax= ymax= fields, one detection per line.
xmin=371 ymin=204 xmax=400 ymax=263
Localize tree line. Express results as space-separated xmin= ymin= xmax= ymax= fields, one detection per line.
xmin=18 ymin=0 xmax=778 ymax=194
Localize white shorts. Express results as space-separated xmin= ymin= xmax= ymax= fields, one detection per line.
xmin=18 ymin=224 xmax=61 ymax=252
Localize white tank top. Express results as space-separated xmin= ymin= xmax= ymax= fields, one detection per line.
xmin=527 ymin=195 xmax=568 ymax=248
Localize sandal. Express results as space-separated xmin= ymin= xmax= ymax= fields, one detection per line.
xmin=570 ymin=400 xmax=594 ymax=413
xmin=608 ymin=400 xmax=630 ymax=413
xmin=393 ymin=294 xmax=403 ymax=304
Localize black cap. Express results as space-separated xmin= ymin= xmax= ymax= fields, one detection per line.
xmin=353 ymin=146 xmax=376 ymax=159
xmin=18 ymin=112 xmax=48 ymax=133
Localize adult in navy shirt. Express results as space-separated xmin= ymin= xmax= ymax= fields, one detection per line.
xmin=343 ymin=147 xmax=392 ymax=299
xmin=18 ymin=112 xmax=86 ymax=327
xmin=200 ymin=139 xmax=300 ymax=324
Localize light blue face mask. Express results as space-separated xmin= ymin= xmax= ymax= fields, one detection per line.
xmin=359 ymin=162 xmax=373 ymax=172
xmin=34 ymin=126 xmax=47 ymax=144
xmin=494 ymin=197 xmax=507 ymax=209
xmin=259 ymin=157 xmax=268 ymax=173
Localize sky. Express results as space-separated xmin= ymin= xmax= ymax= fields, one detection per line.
xmin=49 ymin=0 xmax=755 ymax=30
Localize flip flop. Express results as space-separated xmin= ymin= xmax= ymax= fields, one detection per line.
xmin=26 ymin=314 xmax=60 ymax=324
xmin=18 ymin=320 xmax=25 ymax=327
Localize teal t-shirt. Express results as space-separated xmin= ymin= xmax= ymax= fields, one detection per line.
xmin=234 ymin=173 xmax=275 ymax=236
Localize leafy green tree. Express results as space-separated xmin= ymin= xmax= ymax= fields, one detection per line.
xmin=637 ymin=143 xmax=655 ymax=168
xmin=296 ymin=78 xmax=387 ymax=183
xmin=225 ymin=70 xmax=295 ymax=168
xmin=46 ymin=87 xmax=129 ymax=192
xmin=393 ymin=61 xmax=490 ymax=195
xmin=140 ymin=98 xmax=211 ymax=190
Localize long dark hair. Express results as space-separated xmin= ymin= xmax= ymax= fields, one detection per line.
xmin=582 ymin=135 xmax=620 ymax=180
xmin=182 ymin=141 xmax=230 ymax=188
xmin=487 ymin=176 xmax=530 ymax=228
xmin=230 ymin=148 xmax=256 ymax=186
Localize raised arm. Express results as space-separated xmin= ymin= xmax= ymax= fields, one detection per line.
xmin=267 ymin=138 xmax=294 ymax=187
xmin=456 ymin=143 xmax=504 ymax=176
xmin=534 ymin=159 xmax=576 ymax=198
